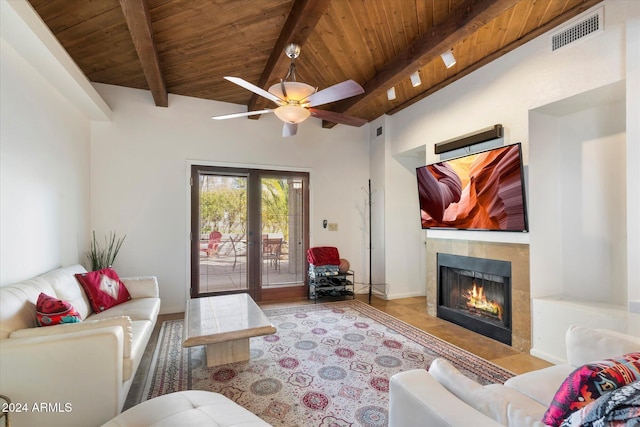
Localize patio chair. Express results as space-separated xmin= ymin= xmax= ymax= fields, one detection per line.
xmin=203 ymin=231 xmax=222 ymax=258
xmin=262 ymin=238 xmax=282 ymax=272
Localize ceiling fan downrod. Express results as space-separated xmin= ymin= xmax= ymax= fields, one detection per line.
xmin=283 ymin=43 xmax=301 ymax=82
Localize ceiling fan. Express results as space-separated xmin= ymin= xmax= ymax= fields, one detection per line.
xmin=212 ymin=43 xmax=367 ymax=137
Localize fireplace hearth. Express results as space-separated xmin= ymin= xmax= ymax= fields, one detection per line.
xmin=437 ymin=253 xmax=512 ymax=345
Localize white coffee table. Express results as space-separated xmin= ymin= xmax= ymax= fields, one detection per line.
xmin=183 ymin=293 xmax=276 ymax=367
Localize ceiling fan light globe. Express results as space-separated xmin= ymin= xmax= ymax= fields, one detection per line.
xmin=274 ymin=105 xmax=310 ymax=124
xmin=268 ymin=82 xmax=315 ymax=101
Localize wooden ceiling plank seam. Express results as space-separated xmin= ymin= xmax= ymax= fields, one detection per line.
xmin=515 ymin=0 xmax=536 ymax=39
xmin=325 ymin=0 xmax=522 ymax=128
xmin=82 ymin=54 xmax=145 ymax=80
xmin=29 ymin=0 xmax=56 ymax=8
xmin=301 ymin=27 xmax=347 ymax=85
xmin=520 ymin=0 xmax=554 ymax=38
xmin=499 ymin=2 xmax=530 ymax=46
xmin=398 ymin=0 xmax=421 ymax=48
xmin=383 ymin=0 xmax=410 ymax=60
xmin=452 ymin=36 xmax=473 ymax=74
xmin=119 ymin=0 xmax=168 ymax=107
xmin=561 ymin=0 xmax=578 ymax=15
xmin=387 ymin=0 xmax=605 ymax=116
xmin=415 ymin=0 xmax=428 ymax=37
xmin=472 ymin=16 xmax=498 ymax=63
xmin=543 ymin=0 xmax=578 ymax=26
xmin=367 ymin=1 xmax=399 ymax=71
xmin=32 ymin=0 xmax=121 ymax=34
xmin=538 ymin=0 xmax=562 ymax=26
xmin=60 ymin=33 xmax=131 ymax=59
xmin=324 ymin=1 xmax=374 ymax=84
xmin=247 ymin=0 xmax=331 ymax=115
xmin=299 ymin=25 xmax=344 ymax=79
xmin=345 ymin=0 xmax=387 ymax=76
xmin=149 ymin=0 xmax=217 ymax=23
xmin=375 ymin=1 xmax=397 ymax=59
xmin=365 ymin=0 xmax=400 ymax=63
xmin=43 ymin=7 xmax=131 ymax=51
xmin=498 ymin=7 xmax=517 ymax=48
xmin=432 ymin=0 xmax=451 ymax=26
xmin=429 ymin=53 xmax=447 ymax=86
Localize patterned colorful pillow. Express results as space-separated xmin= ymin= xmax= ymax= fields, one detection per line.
xmin=36 ymin=292 xmax=82 ymax=326
xmin=559 ymin=380 xmax=640 ymax=427
xmin=542 ymin=353 xmax=640 ymax=426
xmin=74 ymin=267 xmax=131 ymax=313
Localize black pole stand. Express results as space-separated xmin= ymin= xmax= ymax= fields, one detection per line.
xmin=364 ymin=179 xmax=373 ymax=304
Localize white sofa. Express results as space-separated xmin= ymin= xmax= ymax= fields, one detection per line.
xmin=389 ymin=326 xmax=640 ymax=427
xmin=0 ymin=264 xmax=161 ymax=427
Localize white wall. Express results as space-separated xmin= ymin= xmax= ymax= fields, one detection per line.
xmin=560 ymin=101 xmax=627 ymax=304
xmin=0 ymin=39 xmax=91 ymax=285
xmin=90 ymin=84 xmax=370 ymax=313
xmin=531 ymin=92 xmax=627 ymax=302
xmin=368 ymin=117 xmax=387 ymax=295
xmin=626 ymin=12 xmax=640 ymax=313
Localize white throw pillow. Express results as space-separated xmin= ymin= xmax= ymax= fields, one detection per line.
xmin=429 ymin=358 xmax=509 ymax=424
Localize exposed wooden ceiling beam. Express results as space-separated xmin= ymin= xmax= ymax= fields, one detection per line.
xmin=119 ymin=0 xmax=168 ymax=107
xmin=247 ymin=0 xmax=331 ymax=117
xmin=323 ymin=0 xmax=520 ymax=128
xmin=387 ymin=0 xmax=605 ymax=116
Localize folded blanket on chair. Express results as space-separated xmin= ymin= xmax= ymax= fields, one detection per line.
xmin=307 ymin=247 xmax=340 ymax=266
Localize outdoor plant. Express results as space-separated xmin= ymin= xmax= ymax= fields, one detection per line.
xmin=87 ymin=231 xmax=126 ymax=271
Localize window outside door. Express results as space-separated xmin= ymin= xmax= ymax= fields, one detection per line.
xmin=191 ymin=165 xmax=308 ymax=301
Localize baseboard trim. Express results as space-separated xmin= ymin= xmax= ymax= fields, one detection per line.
xmin=385 ymin=291 xmax=426 ymax=300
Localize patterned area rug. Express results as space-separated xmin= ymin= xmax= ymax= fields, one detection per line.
xmin=143 ymin=300 xmax=513 ymax=426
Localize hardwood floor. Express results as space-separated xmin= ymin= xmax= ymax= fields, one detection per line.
xmin=125 ymin=294 xmax=551 ymax=410
xmin=355 ymin=295 xmax=551 ymax=374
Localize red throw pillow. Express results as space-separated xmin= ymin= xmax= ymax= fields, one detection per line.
xmin=542 ymin=352 xmax=640 ymax=426
xmin=75 ymin=267 xmax=131 ymax=313
xmin=36 ymin=292 xmax=82 ymax=326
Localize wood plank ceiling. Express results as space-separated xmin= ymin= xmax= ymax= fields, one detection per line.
xmin=28 ymin=0 xmax=603 ymax=129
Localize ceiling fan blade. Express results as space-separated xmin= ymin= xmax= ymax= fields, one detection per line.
xmin=224 ymin=77 xmax=283 ymax=105
xmin=305 ymin=80 xmax=364 ymax=107
xmin=211 ymin=109 xmax=273 ymax=120
xmin=283 ymin=123 xmax=298 ymax=137
xmin=309 ymin=108 xmax=367 ymax=127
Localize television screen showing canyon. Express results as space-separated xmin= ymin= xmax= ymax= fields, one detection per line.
xmin=416 ymin=144 xmax=528 ymax=231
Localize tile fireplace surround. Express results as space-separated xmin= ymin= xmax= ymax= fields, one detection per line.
xmin=426 ymin=238 xmax=531 ymax=353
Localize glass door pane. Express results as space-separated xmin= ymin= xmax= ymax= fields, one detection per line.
xmin=260 ymin=176 xmax=306 ymax=288
xmin=197 ymin=174 xmax=248 ymax=294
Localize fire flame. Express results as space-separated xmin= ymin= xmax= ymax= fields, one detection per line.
xmin=467 ymin=281 xmax=502 ymax=320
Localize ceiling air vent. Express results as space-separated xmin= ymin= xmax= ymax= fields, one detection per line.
xmin=551 ymin=7 xmax=603 ymax=51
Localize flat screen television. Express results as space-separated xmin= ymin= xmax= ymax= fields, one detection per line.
xmin=416 ymin=143 xmax=528 ymax=231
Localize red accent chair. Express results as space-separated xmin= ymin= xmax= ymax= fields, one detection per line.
xmin=203 ymin=231 xmax=222 ymax=257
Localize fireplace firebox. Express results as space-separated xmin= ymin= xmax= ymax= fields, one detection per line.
xmin=437 ymin=253 xmax=512 ymax=345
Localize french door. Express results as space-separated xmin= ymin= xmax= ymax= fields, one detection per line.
xmin=190 ymin=165 xmax=309 ymax=301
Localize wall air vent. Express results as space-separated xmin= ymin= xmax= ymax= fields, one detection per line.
xmin=551 ymin=7 xmax=603 ymax=51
